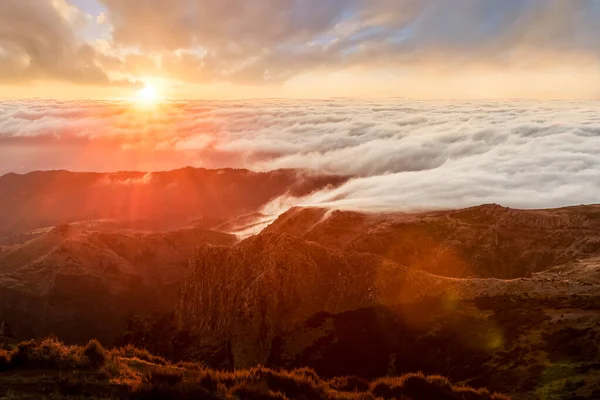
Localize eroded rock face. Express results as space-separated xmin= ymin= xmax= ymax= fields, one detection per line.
xmin=178 ymin=232 xmax=435 ymax=368
xmin=265 ymin=204 xmax=600 ymax=278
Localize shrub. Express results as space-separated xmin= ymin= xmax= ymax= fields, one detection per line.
xmin=329 ymin=376 xmax=370 ymax=392
xmin=98 ymin=355 xmax=126 ymax=379
xmin=0 ymin=336 xmax=511 ymax=400
xmin=453 ymin=386 xmax=511 ymax=400
xmin=114 ymin=344 xmax=167 ymax=365
xmin=83 ymin=339 xmax=106 ymax=368
xmin=6 ymin=338 xmax=87 ymax=370
xmin=262 ymin=368 xmax=325 ymax=400
xmin=370 ymin=373 xmax=453 ymax=399
xmin=131 ymin=382 xmax=224 ymax=400
xmin=0 ymin=349 xmax=10 ymax=371
xmin=327 ymin=392 xmax=377 ymax=400
xmin=144 ymin=366 xmax=184 ymax=387
xmin=9 ymin=339 xmax=36 ymax=368
xmin=370 ymin=373 xmax=511 ymax=400
xmin=57 ymin=372 xmax=87 ymax=396
xmin=230 ymin=384 xmax=289 ymax=400
xmin=401 ymin=373 xmax=453 ymax=398
xmin=198 ymin=369 xmax=221 ymax=392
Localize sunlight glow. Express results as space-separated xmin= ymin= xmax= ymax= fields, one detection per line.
xmin=135 ymin=84 xmax=160 ymax=106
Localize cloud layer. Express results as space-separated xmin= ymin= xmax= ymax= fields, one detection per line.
xmin=2 ymin=99 xmax=600 ymax=212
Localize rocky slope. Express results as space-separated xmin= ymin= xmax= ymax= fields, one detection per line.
xmin=177 ymin=231 xmax=449 ymax=368
xmin=0 ymin=167 xmax=347 ymax=239
xmin=178 ymin=226 xmax=595 ymax=369
xmin=270 ymin=293 xmax=600 ymax=400
xmin=0 ymin=224 xmax=236 ymax=343
xmin=175 ymin=205 xmax=600 ymax=399
xmin=265 ymin=204 xmax=600 ymax=278
xmin=176 ymin=232 xmax=600 ymax=399
xmin=5 ymin=201 xmax=600 ymax=398
xmin=176 ymin=228 xmax=600 ymax=348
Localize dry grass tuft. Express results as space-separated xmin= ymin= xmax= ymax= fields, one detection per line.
xmin=370 ymin=372 xmax=511 ymax=400
xmin=0 ymin=338 xmax=511 ymax=400
xmin=83 ymin=339 xmax=106 ymax=367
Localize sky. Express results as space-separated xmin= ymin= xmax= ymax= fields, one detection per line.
xmin=2 ymin=0 xmax=600 ymax=99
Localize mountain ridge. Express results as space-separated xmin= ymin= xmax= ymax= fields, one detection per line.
xmin=0 ymin=224 xmax=237 ymax=343
xmin=0 ymin=167 xmax=349 ymax=237
xmin=265 ymin=204 xmax=600 ymax=278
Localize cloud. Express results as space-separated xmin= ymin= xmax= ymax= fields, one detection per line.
xmin=94 ymin=0 xmax=600 ymax=85
xmin=2 ymin=98 xmax=600 ymax=214
xmin=96 ymin=12 xmax=106 ymax=25
xmin=1 ymin=0 xmax=600 ymax=95
xmin=0 ymin=0 xmax=135 ymax=86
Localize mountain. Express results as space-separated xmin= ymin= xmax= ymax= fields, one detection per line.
xmin=177 ymin=231 xmax=448 ymax=368
xmin=174 ymin=206 xmax=600 ymax=399
xmin=265 ymin=204 xmax=600 ymax=278
xmin=0 ymin=167 xmax=348 ymax=239
xmin=5 ymin=201 xmax=600 ymax=398
xmin=270 ymin=292 xmax=600 ymax=399
xmin=176 ymin=226 xmax=600 ymax=365
xmin=0 ymin=223 xmax=236 ymax=343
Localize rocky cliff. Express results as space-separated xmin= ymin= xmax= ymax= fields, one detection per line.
xmin=177 ymin=231 xmax=445 ymax=368
xmin=177 ymin=203 xmax=600 ymax=377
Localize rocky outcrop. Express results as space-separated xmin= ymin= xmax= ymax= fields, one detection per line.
xmin=265 ymin=204 xmax=600 ymax=278
xmin=177 ymin=232 xmax=441 ymax=368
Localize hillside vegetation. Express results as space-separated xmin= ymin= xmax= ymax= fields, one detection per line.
xmin=0 ymin=337 xmax=509 ymax=400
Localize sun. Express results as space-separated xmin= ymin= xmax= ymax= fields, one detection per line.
xmin=135 ymin=84 xmax=160 ymax=105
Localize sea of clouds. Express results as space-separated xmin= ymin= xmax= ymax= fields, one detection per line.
xmin=1 ymin=98 xmax=600 ymax=212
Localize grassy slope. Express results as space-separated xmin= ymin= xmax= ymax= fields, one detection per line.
xmin=0 ymin=337 xmax=509 ymax=400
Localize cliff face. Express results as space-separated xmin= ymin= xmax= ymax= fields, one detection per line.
xmin=0 ymin=224 xmax=236 ymax=343
xmin=265 ymin=204 xmax=600 ymax=278
xmin=177 ymin=204 xmax=600 ymax=368
xmin=178 ymin=232 xmax=439 ymax=368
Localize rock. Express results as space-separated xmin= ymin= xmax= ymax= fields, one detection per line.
xmin=177 ymin=231 xmax=436 ymax=368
